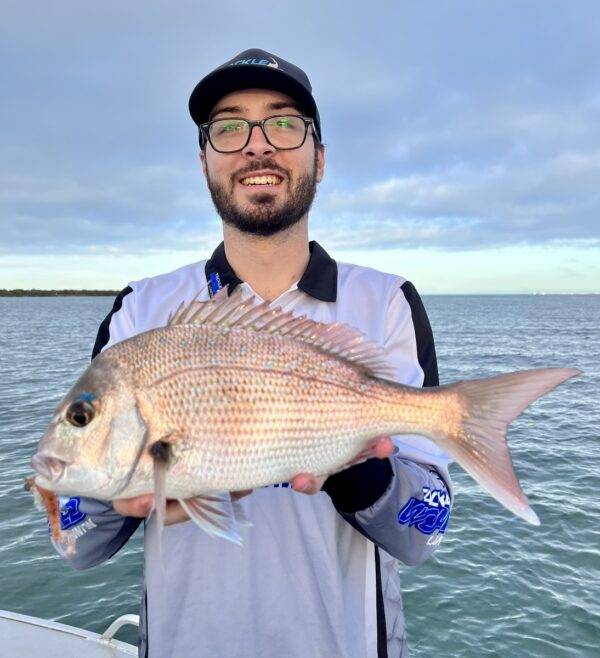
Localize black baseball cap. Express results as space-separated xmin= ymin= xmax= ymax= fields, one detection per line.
xmin=188 ymin=48 xmax=322 ymax=144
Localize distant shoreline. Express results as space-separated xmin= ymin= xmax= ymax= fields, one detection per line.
xmin=1 ymin=289 xmax=597 ymax=297
xmin=0 ymin=290 xmax=119 ymax=297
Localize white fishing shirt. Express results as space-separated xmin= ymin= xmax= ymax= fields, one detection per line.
xmin=58 ymin=241 xmax=453 ymax=658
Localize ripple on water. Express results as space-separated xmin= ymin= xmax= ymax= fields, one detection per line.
xmin=1 ymin=295 xmax=599 ymax=656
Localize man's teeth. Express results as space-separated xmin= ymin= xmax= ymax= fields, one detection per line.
xmin=240 ymin=175 xmax=282 ymax=186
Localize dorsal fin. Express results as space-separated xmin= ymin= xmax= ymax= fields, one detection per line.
xmin=167 ymin=286 xmax=397 ymax=381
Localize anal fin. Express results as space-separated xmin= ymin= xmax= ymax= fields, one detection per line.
xmin=179 ymin=492 xmax=246 ymax=545
xmin=232 ymin=499 xmax=252 ymax=527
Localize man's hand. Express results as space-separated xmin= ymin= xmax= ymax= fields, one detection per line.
xmin=113 ymin=496 xmax=187 ymax=525
xmin=113 ymin=436 xmax=394 ymax=524
xmin=113 ymin=489 xmax=252 ymax=526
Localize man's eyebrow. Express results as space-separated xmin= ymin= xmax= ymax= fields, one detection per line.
xmin=208 ymin=101 xmax=304 ymax=121
xmin=208 ymin=105 xmax=246 ymax=121
xmin=266 ymin=101 xmax=304 ymax=114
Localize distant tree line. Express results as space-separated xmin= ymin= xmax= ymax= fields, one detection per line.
xmin=0 ymin=289 xmax=118 ymax=297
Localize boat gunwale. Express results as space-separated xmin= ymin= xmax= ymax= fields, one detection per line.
xmin=0 ymin=609 xmax=138 ymax=654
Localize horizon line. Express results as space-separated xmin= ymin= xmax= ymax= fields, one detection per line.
xmin=1 ymin=289 xmax=599 ymax=297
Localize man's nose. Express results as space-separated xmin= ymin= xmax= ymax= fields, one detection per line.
xmin=241 ymin=125 xmax=275 ymax=158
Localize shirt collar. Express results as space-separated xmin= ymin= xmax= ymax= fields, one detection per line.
xmin=204 ymin=240 xmax=337 ymax=302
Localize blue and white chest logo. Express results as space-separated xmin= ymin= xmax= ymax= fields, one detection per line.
xmin=397 ymin=487 xmax=450 ymax=535
xmin=59 ymin=497 xmax=87 ymax=530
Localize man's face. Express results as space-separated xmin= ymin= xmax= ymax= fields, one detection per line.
xmin=200 ymin=88 xmax=325 ymax=237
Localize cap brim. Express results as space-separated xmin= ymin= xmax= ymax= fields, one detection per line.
xmin=188 ymin=66 xmax=318 ymax=131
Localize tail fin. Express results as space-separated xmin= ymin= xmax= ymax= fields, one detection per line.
xmin=447 ymin=367 xmax=581 ymax=525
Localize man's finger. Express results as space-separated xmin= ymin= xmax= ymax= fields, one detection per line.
xmin=113 ymin=495 xmax=187 ymax=526
xmin=345 ymin=436 xmax=395 ymax=467
xmin=292 ymin=473 xmax=327 ymax=495
xmin=164 ymin=499 xmax=190 ymax=525
xmin=372 ymin=436 xmax=394 ymax=459
xmin=113 ymin=494 xmax=154 ymax=517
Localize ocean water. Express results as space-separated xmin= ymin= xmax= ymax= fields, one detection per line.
xmin=0 ymin=295 xmax=598 ymax=656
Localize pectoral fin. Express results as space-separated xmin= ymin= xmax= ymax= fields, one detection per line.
xmin=179 ymin=492 xmax=248 ymax=545
xmin=148 ymin=435 xmax=179 ymax=552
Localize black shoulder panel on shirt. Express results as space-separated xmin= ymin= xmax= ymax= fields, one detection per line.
xmin=400 ymin=281 xmax=439 ymax=387
xmin=91 ymin=286 xmax=133 ymax=361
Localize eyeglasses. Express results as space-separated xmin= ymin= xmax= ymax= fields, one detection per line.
xmin=200 ymin=114 xmax=315 ymax=153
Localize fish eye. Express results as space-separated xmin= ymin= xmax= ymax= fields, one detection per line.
xmin=66 ymin=400 xmax=95 ymax=428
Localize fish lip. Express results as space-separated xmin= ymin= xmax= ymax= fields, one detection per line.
xmin=31 ymin=453 xmax=69 ymax=483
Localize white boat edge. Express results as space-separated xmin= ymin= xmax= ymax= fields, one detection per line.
xmin=0 ymin=609 xmax=138 ymax=656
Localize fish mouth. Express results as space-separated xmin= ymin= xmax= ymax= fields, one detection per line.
xmin=31 ymin=454 xmax=69 ymax=483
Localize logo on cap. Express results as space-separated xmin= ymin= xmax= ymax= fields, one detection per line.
xmin=230 ymin=56 xmax=279 ymax=69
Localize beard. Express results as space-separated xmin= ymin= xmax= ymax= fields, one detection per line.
xmin=206 ymin=155 xmax=318 ymax=237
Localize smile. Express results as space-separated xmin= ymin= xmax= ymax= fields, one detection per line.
xmin=240 ymin=175 xmax=283 ymax=186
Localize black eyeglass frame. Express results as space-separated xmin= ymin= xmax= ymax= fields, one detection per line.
xmin=199 ymin=114 xmax=316 ymax=153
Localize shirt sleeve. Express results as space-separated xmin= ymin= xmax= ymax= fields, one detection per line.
xmin=323 ymin=280 xmax=453 ymax=565
xmin=54 ymin=286 xmax=144 ymax=570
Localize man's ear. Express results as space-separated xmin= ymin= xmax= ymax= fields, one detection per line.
xmin=315 ymin=144 xmax=325 ymax=183
xmin=200 ymin=149 xmax=208 ymax=178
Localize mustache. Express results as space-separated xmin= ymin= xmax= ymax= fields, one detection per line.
xmin=232 ymin=159 xmax=288 ymax=181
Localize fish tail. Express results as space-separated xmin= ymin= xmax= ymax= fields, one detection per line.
xmin=444 ymin=367 xmax=581 ymax=525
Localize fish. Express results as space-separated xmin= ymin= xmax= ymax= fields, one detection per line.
xmin=30 ymin=286 xmax=580 ymax=546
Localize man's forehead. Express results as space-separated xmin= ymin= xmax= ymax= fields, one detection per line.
xmin=209 ymin=88 xmax=300 ymax=118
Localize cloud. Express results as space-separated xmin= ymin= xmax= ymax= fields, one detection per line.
xmin=315 ymin=143 xmax=600 ymax=250
xmin=1 ymin=0 xmax=599 ymax=262
xmin=0 ymin=162 xmax=218 ymax=254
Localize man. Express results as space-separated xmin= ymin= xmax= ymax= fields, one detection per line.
xmin=55 ymin=49 xmax=453 ymax=657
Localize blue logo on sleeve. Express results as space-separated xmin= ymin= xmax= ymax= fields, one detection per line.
xmin=398 ymin=487 xmax=451 ymax=535
xmin=59 ymin=497 xmax=87 ymax=530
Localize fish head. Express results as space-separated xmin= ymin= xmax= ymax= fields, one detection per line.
xmin=31 ymin=355 xmax=147 ymax=499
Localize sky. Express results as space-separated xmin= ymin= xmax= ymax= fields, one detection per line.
xmin=2 ymin=0 xmax=599 ymax=293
